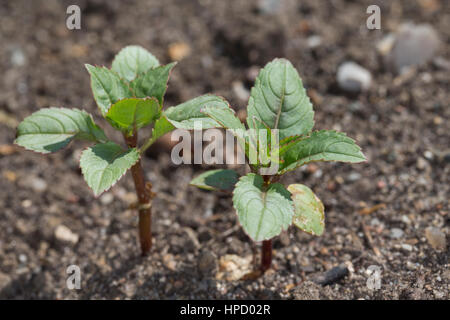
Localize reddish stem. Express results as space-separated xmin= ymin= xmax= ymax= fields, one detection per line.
xmin=124 ymin=133 xmax=153 ymax=256
xmin=260 ymin=175 xmax=273 ymax=273
xmin=261 ymin=239 xmax=272 ymax=273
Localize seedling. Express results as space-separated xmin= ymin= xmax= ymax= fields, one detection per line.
xmin=190 ymin=58 xmax=366 ymax=275
xmin=14 ymin=45 xmax=231 ymax=256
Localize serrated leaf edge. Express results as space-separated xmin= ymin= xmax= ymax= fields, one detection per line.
xmin=111 ymin=45 xmax=160 ymax=82
xmin=278 ymin=130 xmax=366 ymax=175
xmin=85 ymin=64 xmax=133 ymax=115
xmin=130 ymin=62 xmax=177 ymax=108
xmin=231 ymin=173 xmax=294 ymax=242
xmin=79 ymin=144 xmax=140 ymax=197
xmin=14 ymin=107 xmax=106 ymax=155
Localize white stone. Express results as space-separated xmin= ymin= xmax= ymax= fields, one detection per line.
xmin=307 ymin=36 xmax=322 ymax=48
xmin=54 ymin=225 xmax=79 ymax=244
xmin=337 ymin=62 xmax=372 ymax=92
xmin=11 ymin=48 xmax=26 ymax=66
xmin=390 ymin=23 xmax=440 ymax=73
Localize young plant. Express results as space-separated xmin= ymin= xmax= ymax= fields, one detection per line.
xmin=14 ymin=45 xmax=231 ymax=256
xmin=190 ymin=58 xmax=366 ymax=274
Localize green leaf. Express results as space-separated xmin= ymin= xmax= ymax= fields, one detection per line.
xmin=106 ymin=98 xmax=159 ymax=135
xmin=249 ymin=116 xmax=274 ymax=167
xmin=270 ymin=134 xmax=305 ymax=163
xmin=190 ymin=169 xmax=239 ymax=191
xmin=232 ymin=173 xmax=294 ymax=241
xmin=200 ymin=104 xmax=252 ymax=155
xmin=151 ymin=115 xmax=175 ymax=141
xmin=200 ymin=105 xmax=246 ymax=133
xmin=164 ymin=95 xmax=230 ymax=129
xmin=279 ymin=135 xmax=305 ymax=154
xmin=279 ymin=130 xmax=366 ymax=174
xmin=139 ymin=115 xmax=175 ymax=153
xmin=246 ymin=58 xmax=314 ymax=140
xmin=131 ymin=62 xmax=176 ymax=105
xmin=111 ymin=45 xmax=160 ymax=82
xmin=80 ymin=142 xmax=140 ymax=196
xmin=85 ymin=64 xmax=132 ymax=116
xmin=15 ymin=107 xmax=107 ymax=154
xmin=287 ymin=184 xmax=325 ymax=236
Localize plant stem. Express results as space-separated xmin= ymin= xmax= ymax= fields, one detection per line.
xmin=124 ymin=133 xmax=153 ymax=256
xmin=261 ymin=239 xmax=272 ymax=273
xmin=260 ymin=175 xmax=273 ymax=273
xmin=139 ymin=135 xmax=157 ymax=154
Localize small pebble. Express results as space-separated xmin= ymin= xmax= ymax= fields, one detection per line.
xmin=162 ymin=254 xmax=177 ymax=271
xmin=21 ymin=199 xmax=32 ymax=208
xmin=123 ymin=283 xmax=136 ymax=298
xmin=401 ymin=215 xmax=411 ymax=225
xmin=232 ymin=81 xmax=250 ymax=102
xmin=100 ymin=192 xmax=114 ymax=205
xmin=337 ymin=62 xmax=372 ymax=93
xmin=278 ymin=231 xmax=290 ymax=247
xmin=0 ymin=144 xmax=16 ymax=156
xmin=258 ymin=0 xmax=283 ymax=14
xmin=27 ymin=176 xmax=48 ymax=193
xmin=197 ymin=250 xmax=218 ymax=277
xmin=313 ymin=169 xmax=323 ymax=179
xmin=376 ymin=34 xmax=395 ymax=56
xmin=347 ymin=172 xmax=362 ymax=182
xmin=216 ymin=254 xmax=252 ymax=281
xmin=377 ymin=180 xmax=387 ymax=189
xmin=401 ymin=244 xmax=413 ymax=252
xmin=389 ymin=23 xmax=440 ymax=74
xmin=54 ymin=225 xmax=79 ymax=244
xmin=11 ymin=47 xmax=26 ymax=66
xmin=416 ymin=157 xmax=428 ymax=170
xmin=423 ymin=150 xmax=434 ymax=160
xmin=370 ymin=218 xmax=381 ymax=226
xmin=307 ymin=35 xmax=322 ymax=49
xmin=390 ymin=228 xmax=404 ymax=239
xmin=425 ymin=227 xmax=446 ymax=251
xmin=168 ymin=42 xmax=191 ymax=61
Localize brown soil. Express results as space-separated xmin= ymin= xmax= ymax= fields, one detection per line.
xmin=0 ymin=0 xmax=448 ymax=299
